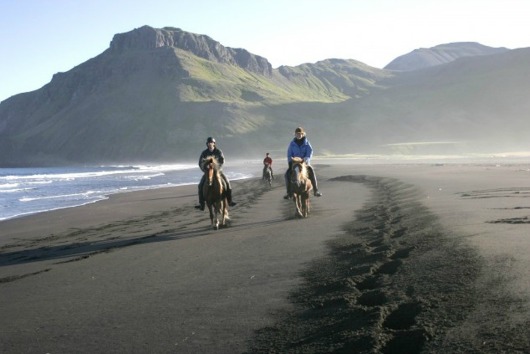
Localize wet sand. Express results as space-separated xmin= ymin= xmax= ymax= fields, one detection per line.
xmin=1 ymin=162 xmax=530 ymax=353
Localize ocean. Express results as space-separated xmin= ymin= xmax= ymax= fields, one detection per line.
xmin=0 ymin=162 xmax=257 ymax=222
xmin=3 ymin=153 xmax=528 ymax=223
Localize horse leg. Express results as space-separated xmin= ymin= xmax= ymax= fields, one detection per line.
xmin=218 ymin=201 xmax=224 ymax=226
xmin=218 ymin=200 xmax=224 ymax=228
xmin=223 ymin=197 xmax=230 ymax=225
xmin=293 ymin=193 xmax=303 ymax=218
xmin=298 ymin=195 xmax=304 ymax=218
xmin=302 ymin=193 xmax=310 ymax=217
xmin=213 ymin=204 xmax=219 ymax=230
xmin=219 ymin=200 xmax=225 ymax=226
xmin=207 ymin=203 xmax=215 ymax=226
xmin=303 ymin=181 xmax=312 ymax=217
xmin=212 ymin=176 xmax=223 ymax=230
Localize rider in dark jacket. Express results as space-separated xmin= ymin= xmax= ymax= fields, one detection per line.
xmin=195 ymin=137 xmax=237 ymax=211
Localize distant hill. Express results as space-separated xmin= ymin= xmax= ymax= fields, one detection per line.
xmin=0 ymin=26 xmax=529 ymax=166
xmin=384 ymin=42 xmax=509 ymax=71
xmin=342 ymin=47 xmax=530 ymax=154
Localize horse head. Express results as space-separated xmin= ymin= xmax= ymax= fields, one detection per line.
xmin=202 ymin=156 xmax=220 ymax=186
xmin=290 ymin=157 xmax=307 ymax=187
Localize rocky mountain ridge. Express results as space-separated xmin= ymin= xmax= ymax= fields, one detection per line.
xmin=109 ymin=26 xmax=273 ymax=77
xmin=0 ymin=26 xmax=528 ymax=166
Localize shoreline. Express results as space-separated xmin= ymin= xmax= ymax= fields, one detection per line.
xmin=0 ymin=183 xmax=199 ymax=245
xmin=2 ymin=155 xmax=529 ymax=224
xmin=1 ymin=162 xmax=530 ymax=352
xmin=0 ymin=161 xmax=256 ymax=223
xmin=0 ymin=181 xmax=199 ymax=225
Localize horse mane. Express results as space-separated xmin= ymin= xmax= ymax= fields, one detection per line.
xmin=201 ymin=156 xmax=220 ymax=172
xmin=291 ymin=157 xmax=308 ymax=179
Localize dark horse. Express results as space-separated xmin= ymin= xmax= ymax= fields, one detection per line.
xmin=201 ymin=156 xmax=229 ymax=229
xmin=289 ymin=157 xmax=312 ymax=218
xmin=263 ymin=163 xmax=273 ymax=187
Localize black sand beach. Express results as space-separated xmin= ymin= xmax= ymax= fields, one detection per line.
xmin=1 ymin=162 xmax=530 ymax=353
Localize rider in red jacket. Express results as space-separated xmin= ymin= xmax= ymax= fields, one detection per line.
xmin=263 ymin=152 xmax=273 ymax=179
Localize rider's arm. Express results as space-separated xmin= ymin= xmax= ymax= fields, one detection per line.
xmin=216 ymin=149 xmax=225 ymax=165
xmin=198 ymin=151 xmax=206 ymax=171
xmin=287 ymin=143 xmax=294 ymax=164
xmin=304 ymin=141 xmax=313 ymax=164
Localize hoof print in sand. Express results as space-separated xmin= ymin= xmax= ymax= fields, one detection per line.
xmin=248 ymin=175 xmax=497 ymax=354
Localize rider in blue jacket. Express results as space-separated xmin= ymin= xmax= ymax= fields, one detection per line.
xmin=284 ymin=127 xmax=322 ymax=199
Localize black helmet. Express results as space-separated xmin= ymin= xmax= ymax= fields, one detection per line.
xmin=206 ymin=137 xmax=216 ymax=145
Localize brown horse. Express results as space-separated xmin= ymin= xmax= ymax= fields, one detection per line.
xmin=201 ymin=156 xmax=229 ymax=229
xmin=289 ymin=157 xmax=312 ymax=218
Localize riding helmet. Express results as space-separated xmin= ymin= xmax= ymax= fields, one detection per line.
xmin=206 ymin=137 xmax=216 ymax=145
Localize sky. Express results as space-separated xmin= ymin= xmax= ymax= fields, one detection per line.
xmin=1 ymin=0 xmax=529 ymax=102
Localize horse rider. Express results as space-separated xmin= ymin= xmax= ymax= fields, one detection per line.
xmin=284 ymin=127 xmax=323 ymax=199
xmin=263 ymin=152 xmax=274 ymax=180
xmin=195 ymin=137 xmax=237 ymax=211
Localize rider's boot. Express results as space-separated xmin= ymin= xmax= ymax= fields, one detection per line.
xmin=227 ymin=189 xmax=237 ymax=207
xmin=195 ymin=179 xmax=205 ymax=210
xmin=195 ymin=189 xmax=205 ymax=211
xmin=283 ymin=185 xmax=292 ymax=199
xmin=195 ymin=201 xmax=205 ymax=211
xmin=308 ymin=168 xmax=322 ymax=197
xmin=195 ymin=199 xmax=205 ymax=211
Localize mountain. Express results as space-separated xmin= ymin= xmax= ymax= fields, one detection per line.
xmin=343 ymin=47 xmax=530 ymax=154
xmin=384 ymin=42 xmax=509 ymax=71
xmin=0 ymin=26 xmax=529 ymax=166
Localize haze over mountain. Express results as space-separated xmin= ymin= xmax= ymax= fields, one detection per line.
xmin=1 ymin=25 xmax=529 ymax=166
xmin=384 ymin=42 xmax=509 ymax=71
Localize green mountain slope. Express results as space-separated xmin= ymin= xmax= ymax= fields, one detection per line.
xmin=0 ymin=26 xmax=529 ymax=166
